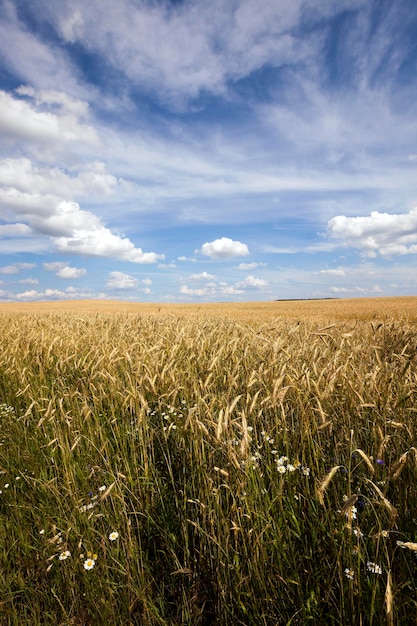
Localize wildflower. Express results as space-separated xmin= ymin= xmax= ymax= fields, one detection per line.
xmin=59 ymin=550 xmax=71 ymax=561
xmin=345 ymin=568 xmax=354 ymax=580
xmin=39 ymin=529 xmax=45 ymax=535
xmin=367 ymin=561 xmax=382 ymax=574
xmin=4 ymin=483 xmax=9 ymax=488
xmin=396 ymin=541 xmax=406 ymax=549
xmin=345 ymin=506 xmax=357 ymax=521
xmin=98 ymin=485 xmax=106 ymax=492
xmin=277 ymin=465 xmax=286 ymax=474
xmin=109 ymin=531 xmax=119 ymax=541
xmin=84 ymin=558 xmax=95 ymax=570
xmin=287 ymin=464 xmax=296 ymax=472
xmin=79 ymin=502 xmax=95 ymax=512
xmin=353 ymin=528 xmax=364 ymax=538
xmin=301 ymin=467 xmax=310 ymax=476
xmin=376 ymin=459 xmax=385 ymax=465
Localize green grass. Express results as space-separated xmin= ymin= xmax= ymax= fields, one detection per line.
xmin=0 ymin=312 xmax=416 ymax=624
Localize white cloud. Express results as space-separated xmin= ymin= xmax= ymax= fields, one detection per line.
xmin=16 ymin=262 xmax=36 ymax=270
xmin=0 ymin=89 xmax=97 ymax=147
xmin=0 ymin=2 xmax=87 ymax=97
xmin=0 ymin=262 xmax=36 ymax=274
xmin=180 ymin=285 xmax=208 ymax=297
xmin=106 ymin=271 xmax=139 ymax=290
xmin=316 ymin=268 xmax=346 ymax=276
xmin=327 ymin=207 xmax=417 ymax=257
xmin=0 ymin=222 xmax=32 ymax=237
xmin=56 ymin=266 xmax=87 ymax=279
xmin=0 ymin=265 xmax=19 ymax=275
xmin=19 ymin=277 xmax=39 ymax=285
xmin=44 ymin=261 xmax=66 ymax=271
xmin=158 ymin=262 xmax=176 ymax=268
xmin=1 ymin=191 xmax=164 ymax=263
xmin=36 ymin=0 xmax=310 ymax=106
xmin=180 ymin=281 xmax=244 ymax=298
xmin=235 ymin=275 xmax=269 ymax=289
xmin=199 ymin=237 xmax=249 ymax=259
xmin=14 ymin=286 xmax=97 ymax=301
xmin=190 ymin=271 xmax=216 ymax=280
xmin=329 ymin=285 xmax=382 ymax=295
xmin=15 ymin=289 xmax=40 ymax=300
xmin=236 ymin=262 xmax=265 ymax=270
xmin=179 ymin=272 xmax=270 ymax=298
xmin=0 ymin=158 xmax=117 ymax=198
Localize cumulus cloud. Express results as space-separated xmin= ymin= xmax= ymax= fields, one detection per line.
xmin=235 ymin=275 xmax=269 ymax=289
xmin=190 ymin=271 xmax=216 ymax=280
xmin=178 ymin=256 xmax=196 ymax=262
xmin=0 ymin=158 xmax=117 ymax=198
xmin=0 ymin=265 xmax=19 ymax=275
xmin=0 ymin=262 xmax=36 ymax=274
xmin=236 ymin=262 xmax=266 ymax=270
xmin=327 ymin=208 xmax=417 ymax=257
xmin=106 ymin=271 xmax=139 ymax=290
xmin=14 ymin=286 xmax=99 ymax=301
xmin=56 ymin=266 xmax=87 ymax=279
xmin=198 ymin=237 xmax=249 ymax=259
xmin=180 ymin=282 xmax=244 ymax=298
xmin=0 ymin=190 xmax=164 ymax=263
xmin=43 ymin=261 xmax=86 ymax=278
xmin=19 ymin=278 xmax=39 ymax=285
xmin=180 ymin=272 xmax=268 ymax=298
xmin=0 ymin=89 xmax=97 ymax=147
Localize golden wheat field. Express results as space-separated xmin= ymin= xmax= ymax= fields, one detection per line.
xmin=0 ymin=296 xmax=416 ymax=624
xmin=1 ymin=295 xmax=417 ymax=322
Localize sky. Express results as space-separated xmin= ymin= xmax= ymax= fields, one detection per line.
xmin=0 ymin=0 xmax=417 ymax=303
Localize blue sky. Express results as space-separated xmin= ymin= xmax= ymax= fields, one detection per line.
xmin=1 ymin=0 xmax=417 ymax=302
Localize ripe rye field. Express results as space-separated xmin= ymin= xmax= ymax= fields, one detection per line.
xmin=0 ymin=296 xmax=416 ymax=625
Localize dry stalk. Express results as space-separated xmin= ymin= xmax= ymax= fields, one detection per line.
xmin=317 ymin=466 xmax=342 ymax=505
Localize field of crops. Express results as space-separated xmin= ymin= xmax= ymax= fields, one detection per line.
xmin=0 ymin=298 xmax=416 ymax=624
xmin=1 ymin=295 xmax=417 ymax=322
